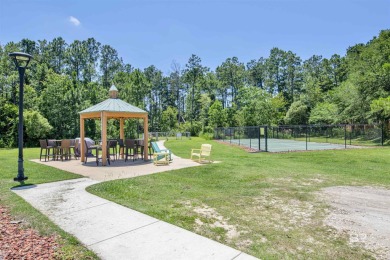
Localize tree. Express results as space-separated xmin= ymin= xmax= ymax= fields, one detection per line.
xmin=47 ymin=37 xmax=67 ymax=73
xmin=309 ymin=102 xmax=339 ymax=124
xmin=199 ymin=94 xmax=212 ymax=130
xmin=168 ymin=61 xmax=185 ymax=125
xmin=82 ymin=38 xmax=101 ymax=83
xmin=0 ymin=98 xmax=18 ymax=147
xmin=238 ymin=87 xmax=275 ymax=126
xmin=216 ymin=57 xmax=246 ymax=108
xmin=284 ymin=51 xmax=302 ymax=103
xmin=100 ymin=45 xmax=122 ymax=88
xmin=247 ymin=58 xmax=265 ymax=88
xmin=39 ymin=71 xmax=77 ymax=138
xmin=144 ymin=65 xmax=165 ymax=131
xmin=264 ymin=47 xmax=286 ymax=95
xmin=65 ymin=40 xmax=86 ymax=82
xmin=183 ymin=54 xmax=208 ymax=127
xmin=370 ymin=96 xmax=390 ymax=122
xmin=208 ymin=100 xmax=227 ymax=128
xmin=24 ymin=110 xmax=53 ymax=146
xmin=161 ymin=106 xmax=178 ymax=131
xmin=284 ymin=100 xmax=309 ymax=125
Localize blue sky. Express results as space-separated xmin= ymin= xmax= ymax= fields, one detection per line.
xmin=0 ymin=0 xmax=389 ymax=74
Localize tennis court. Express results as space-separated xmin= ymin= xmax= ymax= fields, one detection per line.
xmin=227 ymin=138 xmax=353 ymax=152
xmin=215 ymin=124 xmax=383 ymax=152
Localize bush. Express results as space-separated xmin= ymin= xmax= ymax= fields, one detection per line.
xmin=178 ymin=121 xmax=202 ymax=136
xmin=199 ymin=132 xmax=214 ymax=140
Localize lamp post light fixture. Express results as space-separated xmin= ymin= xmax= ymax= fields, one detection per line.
xmin=9 ymin=52 xmax=33 ymax=182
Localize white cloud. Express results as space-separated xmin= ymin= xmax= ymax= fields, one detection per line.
xmin=69 ymin=16 xmax=81 ymax=26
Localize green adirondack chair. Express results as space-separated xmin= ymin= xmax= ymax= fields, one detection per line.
xmin=151 ymin=142 xmax=172 ymax=165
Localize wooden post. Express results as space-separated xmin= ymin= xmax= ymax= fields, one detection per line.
xmin=80 ymin=116 xmax=85 ymax=163
xmin=102 ymin=112 xmax=108 ymax=166
xmin=143 ymin=115 xmax=149 ymax=160
xmin=120 ymin=118 xmax=124 ymax=159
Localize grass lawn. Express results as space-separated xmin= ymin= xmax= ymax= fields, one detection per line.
xmin=0 ymin=148 xmax=98 ymax=259
xmin=87 ymin=137 xmax=390 ymax=259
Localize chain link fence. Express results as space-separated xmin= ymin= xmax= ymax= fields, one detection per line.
xmin=215 ymin=124 xmax=384 ymax=152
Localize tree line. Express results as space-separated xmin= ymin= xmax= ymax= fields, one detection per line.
xmin=0 ymin=30 xmax=389 ymax=147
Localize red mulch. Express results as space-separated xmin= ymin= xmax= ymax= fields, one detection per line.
xmin=0 ymin=206 xmax=60 ymax=260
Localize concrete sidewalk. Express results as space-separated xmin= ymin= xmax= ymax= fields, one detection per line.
xmin=13 ymin=178 xmax=257 ymax=260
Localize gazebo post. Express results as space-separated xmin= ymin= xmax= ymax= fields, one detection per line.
xmin=143 ymin=115 xmax=148 ymax=160
xmin=80 ymin=116 xmax=85 ymax=162
xmin=102 ymin=112 xmax=108 ymax=166
xmin=120 ymin=118 xmax=124 ymax=159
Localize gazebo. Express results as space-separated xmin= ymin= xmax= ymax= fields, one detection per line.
xmin=79 ymin=85 xmax=148 ymax=166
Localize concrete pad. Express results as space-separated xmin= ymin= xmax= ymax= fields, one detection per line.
xmin=30 ymin=143 xmax=201 ymax=182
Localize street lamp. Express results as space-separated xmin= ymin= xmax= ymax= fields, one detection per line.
xmin=9 ymin=52 xmax=33 ymax=182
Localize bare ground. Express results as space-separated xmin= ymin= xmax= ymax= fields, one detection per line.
xmin=321 ymin=186 xmax=390 ymax=259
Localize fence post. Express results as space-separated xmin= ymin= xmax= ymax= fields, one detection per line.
xmin=249 ymin=128 xmax=252 ymax=149
xmin=258 ymin=126 xmax=261 ymax=151
xmin=239 ymin=128 xmax=241 ymax=146
xmin=265 ymin=126 xmax=268 ymax=152
xmin=344 ymin=125 xmax=347 ymax=148
xmin=230 ymin=128 xmax=232 ymax=143
xmin=382 ymin=122 xmax=385 ymax=146
xmin=326 ymin=128 xmax=328 ymax=143
xmin=306 ymin=126 xmax=308 ymax=150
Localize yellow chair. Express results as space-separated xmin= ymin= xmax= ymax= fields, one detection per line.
xmin=191 ymin=144 xmax=212 ymax=163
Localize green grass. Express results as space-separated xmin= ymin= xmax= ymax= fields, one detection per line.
xmin=87 ymin=137 xmax=390 ymax=259
xmin=0 ymin=148 xmax=98 ymax=259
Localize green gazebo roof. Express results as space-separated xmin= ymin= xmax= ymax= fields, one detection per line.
xmin=79 ymin=98 xmax=147 ymax=114
xmin=79 ymin=85 xmax=147 ymax=114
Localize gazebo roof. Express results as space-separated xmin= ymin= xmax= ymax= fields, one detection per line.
xmin=79 ymin=98 xmax=147 ymax=114
xmin=79 ymin=85 xmax=147 ymax=115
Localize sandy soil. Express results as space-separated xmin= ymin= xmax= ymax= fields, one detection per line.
xmin=321 ymin=186 xmax=390 ymax=259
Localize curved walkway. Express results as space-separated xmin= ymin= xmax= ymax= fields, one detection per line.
xmin=12 ymin=141 xmax=257 ymax=260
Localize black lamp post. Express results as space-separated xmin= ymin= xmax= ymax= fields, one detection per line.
xmin=9 ymin=52 xmax=33 ymax=182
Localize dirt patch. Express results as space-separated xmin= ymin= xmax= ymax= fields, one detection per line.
xmin=0 ymin=206 xmax=60 ymax=259
xmin=180 ymin=201 xmax=254 ymax=248
xmin=253 ymin=193 xmax=316 ymax=232
xmin=193 ymin=204 xmax=240 ymax=240
xmin=321 ymin=186 xmax=390 ymax=259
